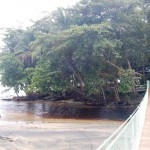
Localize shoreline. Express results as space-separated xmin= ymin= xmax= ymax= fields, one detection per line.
xmin=1 ymin=96 xmax=142 ymax=107
xmin=0 ymin=97 xmax=138 ymax=122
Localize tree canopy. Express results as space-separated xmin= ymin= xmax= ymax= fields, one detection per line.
xmin=0 ymin=0 xmax=150 ymax=104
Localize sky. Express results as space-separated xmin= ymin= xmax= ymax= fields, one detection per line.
xmin=0 ymin=0 xmax=80 ymax=28
xmin=0 ymin=0 xmax=80 ymax=47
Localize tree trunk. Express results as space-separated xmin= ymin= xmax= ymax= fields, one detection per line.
xmin=15 ymin=92 xmax=19 ymax=98
xmin=127 ymin=59 xmax=139 ymax=97
xmin=101 ymin=87 xmax=107 ymax=105
xmin=66 ymin=50 xmax=85 ymax=92
xmin=62 ymin=91 xmax=66 ymax=97
xmin=113 ymin=87 xmax=120 ymax=102
xmin=127 ymin=59 xmax=132 ymax=69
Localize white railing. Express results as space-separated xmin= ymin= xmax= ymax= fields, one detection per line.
xmin=96 ymin=81 xmax=149 ymax=150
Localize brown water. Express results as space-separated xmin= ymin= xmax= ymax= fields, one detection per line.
xmin=0 ymin=97 xmax=125 ymax=150
xmin=0 ymin=87 xmax=124 ymax=150
xmin=0 ymin=99 xmax=136 ymax=122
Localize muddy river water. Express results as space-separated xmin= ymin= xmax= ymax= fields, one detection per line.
xmin=0 ymin=99 xmax=136 ymax=122
xmin=0 ymin=85 xmax=135 ymax=150
xmin=0 ymin=98 xmax=134 ymax=150
xmin=0 ymin=84 xmax=137 ymax=122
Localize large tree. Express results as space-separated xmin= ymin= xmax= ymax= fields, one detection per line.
xmin=0 ymin=0 xmax=149 ymax=103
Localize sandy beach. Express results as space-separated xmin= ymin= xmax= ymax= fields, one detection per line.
xmin=0 ymin=120 xmax=122 ymax=150
xmin=0 ymin=99 xmax=123 ymax=150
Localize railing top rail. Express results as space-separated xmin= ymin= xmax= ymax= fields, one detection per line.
xmin=96 ymin=104 xmax=140 ymax=150
xmin=96 ymin=80 xmax=150 ymax=150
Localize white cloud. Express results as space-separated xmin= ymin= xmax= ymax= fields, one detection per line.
xmin=0 ymin=0 xmax=79 ymax=28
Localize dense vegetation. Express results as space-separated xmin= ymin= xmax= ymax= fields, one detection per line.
xmin=0 ymin=0 xmax=150 ymax=104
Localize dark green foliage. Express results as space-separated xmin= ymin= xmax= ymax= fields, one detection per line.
xmin=0 ymin=54 xmax=26 ymax=93
xmin=0 ymin=0 xmax=150 ymax=102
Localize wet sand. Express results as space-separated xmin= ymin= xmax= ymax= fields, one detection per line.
xmin=0 ymin=100 xmax=123 ymax=150
xmin=0 ymin=120 xmax=122 ymax=150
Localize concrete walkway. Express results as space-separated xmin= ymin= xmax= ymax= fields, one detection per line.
xmin=139 ymin=90 xmax=150 ymax=150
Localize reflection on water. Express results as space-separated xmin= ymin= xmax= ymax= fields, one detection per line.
xmin=0 ymin=83 xmax=136 ymax=121
xmin=0 ymin=99 xmax=136 ymax=121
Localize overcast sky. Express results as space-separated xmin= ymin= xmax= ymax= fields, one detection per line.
xmin=0 ymin=0 xmax=80 ymax=47
xmin=0 ymin=0 xmax=80 ymax=28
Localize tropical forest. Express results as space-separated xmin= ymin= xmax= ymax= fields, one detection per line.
xmin=0 ymin=0 xmax=150 ymax=106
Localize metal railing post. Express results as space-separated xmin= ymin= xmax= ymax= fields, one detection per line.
xmin=147 ymin=80 xmax=150 ymax=89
